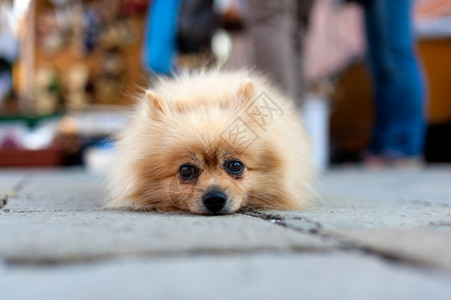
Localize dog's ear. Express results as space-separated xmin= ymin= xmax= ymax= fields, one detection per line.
xmin=236 ymin=79 xmax=255 ymax=105
xmin=145 ymin=90 xmax=165 ymax=120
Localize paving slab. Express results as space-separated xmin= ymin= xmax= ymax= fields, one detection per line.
xmin=0 ymin=170 xmax=28 ymax=191
xmin=317 ymin=166 xmax=451 ymax=207
xmin=0 ymin=171 xmax=336 ymax=263
xmin=3 ymin=170 xmax=104 ymax=212
xmin=252 ymin=205 xmax=451 ymax=230
xmin=2 ymin=253 xmax=451 ymax=300
xmin=253 ymin=167 xmax=451 ymax=270
xmin=330 ymin=228 xmax=451 ymax=269
xmin=0 ymin=211 xmax=336 ymax=263
xmin=1 ymin=167 xmax=451 ymax=299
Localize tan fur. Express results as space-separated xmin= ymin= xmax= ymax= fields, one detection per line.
xmin=106 ymin=69 xmax=316 ymax=214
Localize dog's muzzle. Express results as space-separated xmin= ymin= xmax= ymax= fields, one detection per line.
xmin=202 ymin=190 xmax=227 ymax=213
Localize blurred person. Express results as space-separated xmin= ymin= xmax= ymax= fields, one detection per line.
xmin=142 ymin=0 xmax=181 ymax=75
xmin=247 ymin=0 xmax=335 ymax=171
xmin=246 ymin=0 xmax=315 ymax=107
xmin=358 ymin=0 xmax=426 ymax=166
xmin=142 ymin=0 xmax=216 ymax=75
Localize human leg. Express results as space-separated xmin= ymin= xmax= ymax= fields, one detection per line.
xmin=247 ymin=0 xmax=314 ymax=106
xmin=364 ymin=0 xmax=425 ymax=158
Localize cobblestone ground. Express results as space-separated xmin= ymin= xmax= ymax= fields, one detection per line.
xmin=1 ymin=166 xmax=451 ymax=300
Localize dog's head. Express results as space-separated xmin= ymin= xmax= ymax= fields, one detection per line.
xmin=128 ymin=79 xmax=284 ymax=214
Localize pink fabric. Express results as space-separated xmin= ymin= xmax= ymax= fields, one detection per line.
xmin=304 ymin=0 xmax=451 ymax=81
xmin=304 ymin=0 xmax=365 ymax=81
xmin=415 ymin=0 xmax=451 ymax=20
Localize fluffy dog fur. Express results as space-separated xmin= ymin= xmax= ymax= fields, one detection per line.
xmin=106 ymin=69 xmax=315 ymax=214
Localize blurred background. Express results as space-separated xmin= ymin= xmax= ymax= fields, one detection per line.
xmin=0 ymin=0 xmax=450 ymax=171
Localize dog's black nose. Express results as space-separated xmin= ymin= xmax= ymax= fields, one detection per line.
xmin=202 ymin=191 xmax=227 ymax=213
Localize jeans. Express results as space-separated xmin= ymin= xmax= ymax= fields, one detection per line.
xmin=364 ymin=0 xmax=425 ymax=157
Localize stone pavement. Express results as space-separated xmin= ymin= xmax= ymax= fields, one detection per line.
xmin=1 ymin=167 xmax=451 ymax=300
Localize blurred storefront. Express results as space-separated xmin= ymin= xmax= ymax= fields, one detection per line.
xmin=0 ymin=0 xmax=148 ymax=168
xmin=0 ymin=0 xmax=450 ymax=168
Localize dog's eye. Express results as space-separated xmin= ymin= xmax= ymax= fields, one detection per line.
xmin=179 ymin=164 xmax=198 ymax=180
xmin=225 ymin=160 xmax=245 ymax=176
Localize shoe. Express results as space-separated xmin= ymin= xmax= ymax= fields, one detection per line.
xmin=361 ymin=150 xmax=424 ymax=169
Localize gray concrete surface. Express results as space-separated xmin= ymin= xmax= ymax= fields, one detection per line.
xmin=1 ymin=166 xmax=451 ymax=300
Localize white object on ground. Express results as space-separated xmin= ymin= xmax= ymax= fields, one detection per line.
xmin=302 ymin=93 xmax=330 ymax=172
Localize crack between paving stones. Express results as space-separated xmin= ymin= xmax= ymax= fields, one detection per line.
xmin=411 ymin=199 xmax=450 ymax=208
xmin=429 ymin=222 xmax=451 ymax=227
xmin=243 ymin=211 xmax=442 ymax=271
xmin=0 ymin=174 xmax=33 ymax=210
xmin=3 ymin=247 xmax=332 ymax=267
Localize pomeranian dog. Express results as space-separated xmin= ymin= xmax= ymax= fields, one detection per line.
xmin=107 ymin=69 xmax=315 ymax=214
